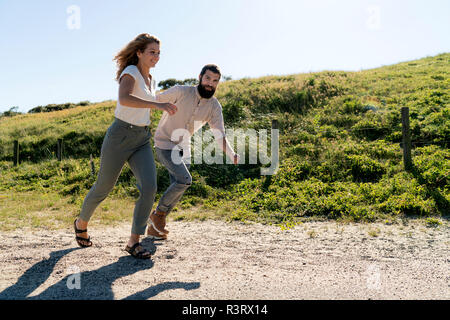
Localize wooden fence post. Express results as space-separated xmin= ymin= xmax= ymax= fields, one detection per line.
xmin=13 ymin=140 xmax=19 ymax=166
xmin=57 ymin=139 xmax=63 ymax=161
xmin=272 ymin=119 xmax=279 ymax=130
xmin=401 ymin=107 xmax=412 ymax=171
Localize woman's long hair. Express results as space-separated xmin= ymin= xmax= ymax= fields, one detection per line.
xmin=113 ymin=33 xmax=160 ymax=82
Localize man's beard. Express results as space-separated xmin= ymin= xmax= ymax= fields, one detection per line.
xmin=197 ymin=81 xmax=215 ymax=99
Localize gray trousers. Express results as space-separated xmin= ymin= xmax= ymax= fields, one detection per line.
xmin=155 ymin=147 xmax=192 ymax=214
xmin=79 ymin=118 xmax=157 ymax=235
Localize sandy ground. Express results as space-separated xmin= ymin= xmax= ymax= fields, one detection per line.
xmin=0 ymin=218 xmax=448 ymax=300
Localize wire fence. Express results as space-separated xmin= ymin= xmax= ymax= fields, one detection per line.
xmin=7 ymin=107 xmax=448 ymax=171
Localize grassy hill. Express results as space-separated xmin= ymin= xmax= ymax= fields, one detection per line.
xmin=0 ymin=53 xmax=448 ymax=230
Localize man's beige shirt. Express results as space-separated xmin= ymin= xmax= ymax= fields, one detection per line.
xmin=154 ymin=85 xmax=227 ymax=155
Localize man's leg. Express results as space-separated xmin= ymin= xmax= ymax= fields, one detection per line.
xmin=149 ymin=148 xmax=192 ymax=235
xmin=162 ymin=163 xmax=191 ymax=211
xmin=155 ymin=148 xmax=192 ymax=213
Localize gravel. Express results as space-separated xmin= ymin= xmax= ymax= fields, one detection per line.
xmin=0 ymin=219 xmax=448 ymax=300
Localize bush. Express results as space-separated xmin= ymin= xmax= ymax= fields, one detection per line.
xmin=271 ymin=157 xmax=312 ymax=186
xmin=222 ymin=100 xmax=246 ymax=124
xmin=0 ymin=107 xmax=21 ymax=118
xmin=351 ymin=118 xmax=390 ymax=141
xmin=28 ymin=101 xmax=91 ymax=114
xmin=347 ymin=154 xmax=386 ymax=182
xmin=379 ymin=193 xmax=435 ymax=216
xmin=413 ymin=145 xmax=449 ymax=189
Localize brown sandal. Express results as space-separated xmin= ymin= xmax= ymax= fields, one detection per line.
xmin=74 ymin=219 xmax=92 ymax=248
xmin=124 ymin=242 xmax=152 ymax=259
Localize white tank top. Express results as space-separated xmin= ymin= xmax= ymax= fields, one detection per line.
xmin=114 ymin=65 xmax=156 ymax=126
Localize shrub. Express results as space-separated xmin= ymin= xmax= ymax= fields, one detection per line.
xmin=347 ymin=154 xmax=385 ymax=182
xmin=351 ymin=119 xmax=390 ymax=141
xmin=378 ymin=193 xmax=435 ymax=216
xmin=222 ymin=100 xmax=246 ymax=124
xmin=413 ymin=145 xmax=449 ymax=189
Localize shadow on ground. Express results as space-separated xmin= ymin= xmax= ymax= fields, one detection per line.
xmin=0 ymin=240 xmax=200 ymax=300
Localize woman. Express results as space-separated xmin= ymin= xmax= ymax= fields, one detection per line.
xmin=73 ymin=33 xmax=177 ymax=259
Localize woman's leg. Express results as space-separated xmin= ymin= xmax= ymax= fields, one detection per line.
xmin=77 ymin=126 xmax=130 ymax=242
xmin=127 ymin=141 xmax=157 ymax=238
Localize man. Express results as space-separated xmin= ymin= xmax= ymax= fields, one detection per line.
xmin=147 ymin=64 xmax=239 ymax=239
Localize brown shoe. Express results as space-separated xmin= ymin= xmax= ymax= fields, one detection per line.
xmin=147 ymin=223 xmax=168 ymax=240
xmin=149 ymin=210 xmax=169 ymax=235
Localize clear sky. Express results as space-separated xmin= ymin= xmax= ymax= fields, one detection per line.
xmin=0 ymin=0 xmax=449 ymax=113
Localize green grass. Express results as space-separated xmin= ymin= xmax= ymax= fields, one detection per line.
xmin=425 ymin=217 xmax=442 ymax=228
xmin=0 ymin=191 xmax=135 ymax=231
xmin=0 ymin=53 xmax=448 ymax=231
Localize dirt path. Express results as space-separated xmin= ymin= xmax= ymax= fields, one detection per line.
xmin=0 ymin=219 xmax=448 ymax=300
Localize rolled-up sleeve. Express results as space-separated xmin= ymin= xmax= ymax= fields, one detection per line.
xmin=156 ymin=85 xmax=181 ymax=104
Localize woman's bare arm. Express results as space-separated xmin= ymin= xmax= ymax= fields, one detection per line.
xmin=118 ymin=74 xmax=177 ymax=115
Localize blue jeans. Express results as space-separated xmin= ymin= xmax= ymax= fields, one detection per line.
xmin=155 ymin=147 xmax=192 ymax=214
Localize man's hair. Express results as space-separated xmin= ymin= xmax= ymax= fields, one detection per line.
xmin=200 ymin=64 xmax=221 ymax=78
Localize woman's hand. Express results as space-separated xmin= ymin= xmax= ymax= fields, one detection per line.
xmin=159 ymin=103 xmax=177 ymax=115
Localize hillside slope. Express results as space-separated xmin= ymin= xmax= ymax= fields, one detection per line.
xmin=0 ymin=53 xmax=448 ymax=228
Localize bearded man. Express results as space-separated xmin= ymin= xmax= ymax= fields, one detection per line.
xmin=147 ymin=64 xmax=239 ymax=239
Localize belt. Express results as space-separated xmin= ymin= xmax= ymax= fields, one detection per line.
xmin=115 ymin=118 xmax=150 ymax=131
